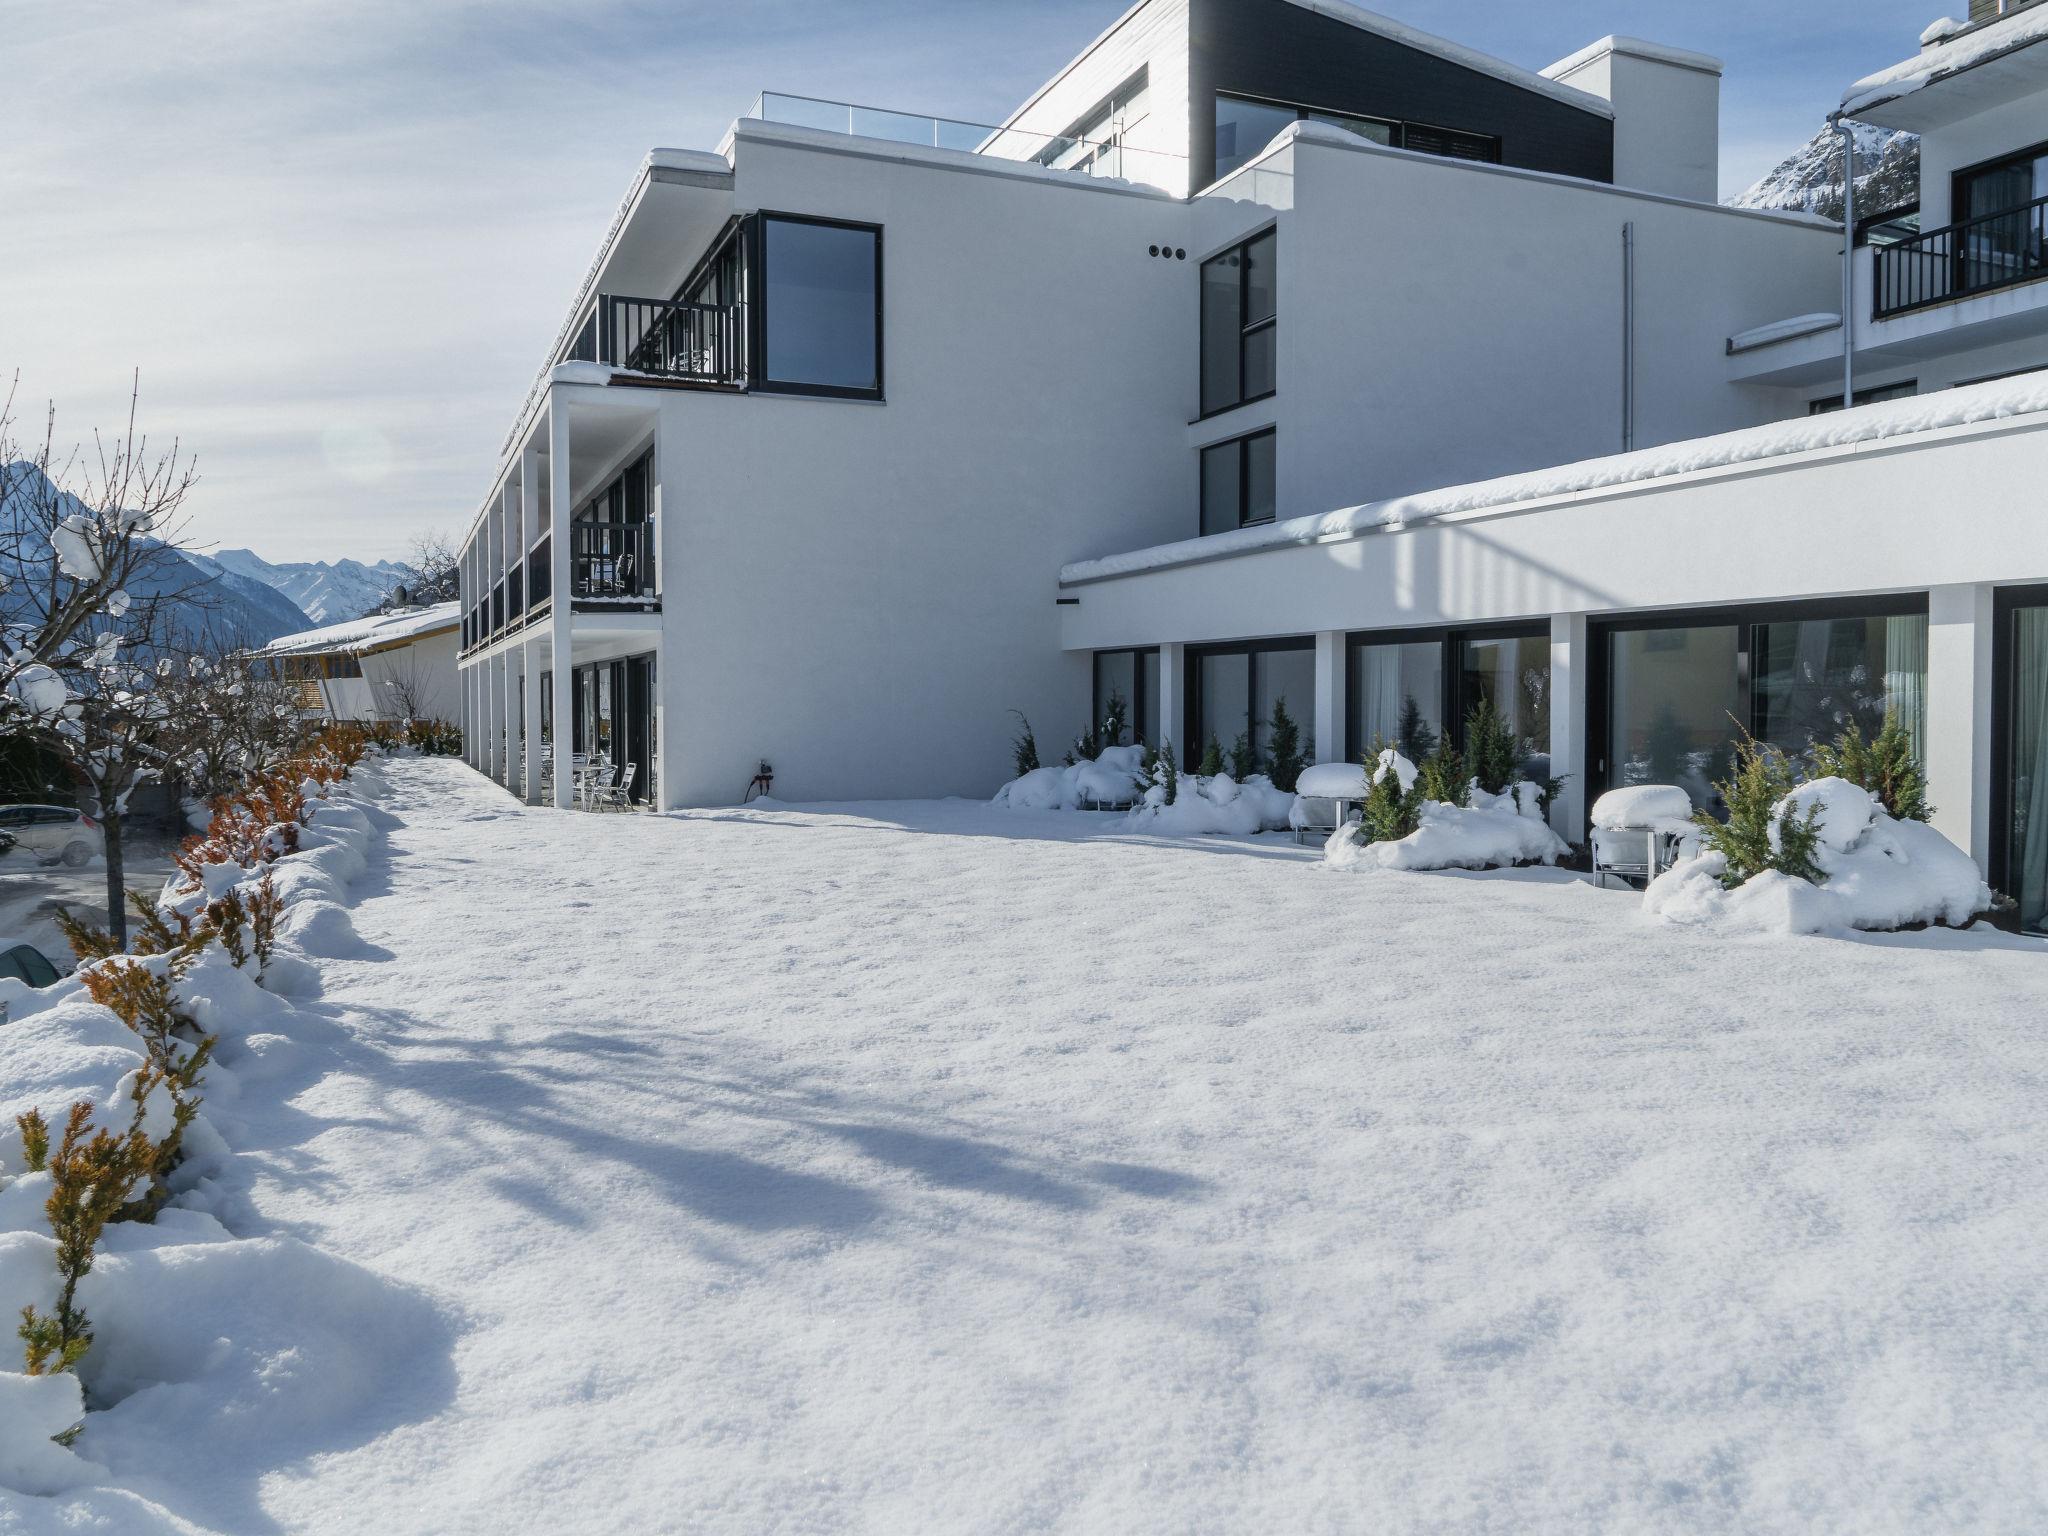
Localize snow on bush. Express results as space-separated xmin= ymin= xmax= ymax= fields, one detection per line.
xmin=1127 ymin=771 xmax=1295 ymax=836
xmin=1326 ymin=793 xmax=1568 ymax=873
xmin=992 ymin=745 xmax=1149 ymax=811
xmin=1324 ymin=748 xmax=1568 ymax=873
xmin=0 ymin=728 xmax=427 ymax=1511
xmin=1644 ymin=775 xmax=1991 ymax=936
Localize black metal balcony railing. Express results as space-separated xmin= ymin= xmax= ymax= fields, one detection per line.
xmin=1874 ymin=192 xmax=2048 ymax=319
xmin=571 ymin=521 xmax=656 ymax=602
xmin=507 ymin=563 xmax=524 ymax=622
xmin=528 ymin=536 xmax=551 ymax=610
xmin=571 ymin=296 xmax=745 ymax=382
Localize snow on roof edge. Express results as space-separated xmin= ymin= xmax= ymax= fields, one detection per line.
xmin=1061 ymin=374 xmax=2048 ymax=586
xmin=1542 ymin=35 xmax=1724 ymax=81
xmin=256 ymin=602 xmax=461 ymax=659
xmin=1727 ymin=312 xmax=1841 ymax=353
xmin=1842 ymin=4 xmax=2048 ymax=114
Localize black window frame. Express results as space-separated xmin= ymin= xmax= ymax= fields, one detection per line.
xmin=747 ymin=211 xmax=885 ymax=402
xmin=1213 ymin=90 xmax=1502 ymax=183
xmin=1199 ymin=426 xmax=1276 ymax=537
xmin=1199 ymin=227 xmax=1276 ymax=420
xmin=1342 ymin=622 xmax=1548 ymax=763
xmin=1989 ymin=582 xmax=2048 ymax=925
xmin=1952 ymin=138 xmax=2048 ymax=223
xmin=1091 ymin=647 xmax=1161 ymax=748
xmin=1808 ymin=379 xmax=1918 ymax=415
xmin=1585 ymin=592 xmax=1931 ymax=814
xmin=1184 ymin=635 xmax=1314 ymax=771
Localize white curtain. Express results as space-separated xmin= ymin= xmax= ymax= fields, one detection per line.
xmin=1884 ymin=615 xmax=1928 ymax=761
xmin=1357 ymin=646 xmax=1402 ymax=749
xmin=2016 ymin=610 xmax=2048 ymax=932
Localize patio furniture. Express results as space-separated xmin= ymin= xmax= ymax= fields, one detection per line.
xmin=1589 ymin=785 xmax=1700 ymax=889
xmin=1290 ymin=761 xmax=1373 ymax=845
xmin=593 ymin=762 xmax=637 ymax=812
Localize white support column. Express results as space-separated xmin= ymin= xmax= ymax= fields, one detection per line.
xmin=549 ymin=399 xmax=575 ymax=810
xmin=462 ymin=665 xmax=475 ymax=769
xmin=519 ymin=446 xmax=544 ymax=804
xmin=1313 ymin=630 xmax=1345 ymax=765
xmin=1158 ymin=642 xmax=1186 ymax=765
xmin=651 ymin=426 xmax=681 ymax=809
xmin=1548 ymin=612 xmax=1590 ymax=842
xmin=1926 ymin=583 xmax=1996 ymax=871
xmin=501 ymin=646 xmax=520 ymax=789
xmin=481 ymin=651 xmax=500 ymax=782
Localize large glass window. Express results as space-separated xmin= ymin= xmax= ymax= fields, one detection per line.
xmin=1607 ymin=625 xmax=1745 ymax=813
xmin=1463 ymin=633 xmax=1552 ymax=775
xmin=1189 ymin=640 xmax=1314 ymax=773
xmin=1091 ymin=648 xmax=1159 ymax=747
xmin=1214 ymin=91 xmax=1498 ymax=181
xmin=1200 ymin=231 xmax=1276 ymax=416
xmin=1602 ymin=603 xmax=1927 ymax=817
xmin=1754 ymin=615 xmax=1927 ymax=761
xmin=1349 ymin=640 xmax=1443 ymax=761
xmin=1200 ymin=429 xmax=1276 ymax=537
xmin=760 ymin=215 xmax=881 ymax=397
xmin=2005 ymin=598 xmax=2048 ymax=933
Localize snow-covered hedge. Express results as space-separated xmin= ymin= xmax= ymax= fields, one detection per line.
xmin=0 ymin=733 xmax=428 ymax=1509
xmin=993 ymin=745 xmax=1149 ymax=811
xmin=1644 ymin=776 xmax=1991 ymax=936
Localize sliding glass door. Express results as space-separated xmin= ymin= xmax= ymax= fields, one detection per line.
xmin=1186 ymin=638 xmax=1314 ymax=772
xmin=569 ymin=653 xmax=658 ymax=805
xmin=1998 ymin=590 xmax=2048 ymax=933
xmin=1596 ymin=598 xmax=1928 ymax=817
xmin=1343 ymin=624 xmax=1549 ymax=768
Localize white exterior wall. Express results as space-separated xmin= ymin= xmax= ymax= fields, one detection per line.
xmin=360 ymin=630 xmax=462 ymax=722
xmin=635 ymin=126 xmax=1193 ymax=805
xmin=1543 ymin=40 xmax=1722 ymax=204
xmin=1914 ymin=91 xmax=2047 ymax=227
xmin=995 ymin=0 xmax=1192 ymax=195
xmin=1268 ymin=134 xmax=1839 ymax=522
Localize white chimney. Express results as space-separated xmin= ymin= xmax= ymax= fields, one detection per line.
xmin=1543 ymin=36 xmax=1724 ymax=204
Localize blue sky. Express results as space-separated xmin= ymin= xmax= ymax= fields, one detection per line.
xmin=1 ymin=0 xmax=1937 ymax=562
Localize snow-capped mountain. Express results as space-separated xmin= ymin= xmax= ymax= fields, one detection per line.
xmin=0 ymin=461 xmax=314 ymax=646
xmin=210 ymin=548 xmax=417 ymax=624
xmin=1730 ymin=123 xmax=1920 ymax=223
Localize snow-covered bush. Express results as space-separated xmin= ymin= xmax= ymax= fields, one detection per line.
xmin=0 ymin=727 xmax=390 ymax=1487
xmin=1328 ymin=746 xmax=1567 ymax=873
xmin=1127 ymin=769 xmax=1295 ymax=836
xmin=1693 ymin=733 xmax=1824 ymax=887
xmin=1645 ymin=775 xmax=1990 ymax=935
xmin=993 ymin=745 xmax=1149 ymax=811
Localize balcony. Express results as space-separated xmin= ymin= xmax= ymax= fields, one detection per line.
xmin=569 ymin=296 xmax=746 ymax=384
xmin=571 ymin=522 xmax=656 ymax=607
xmin=1873 ymin=192 xmax=2048 ymax=319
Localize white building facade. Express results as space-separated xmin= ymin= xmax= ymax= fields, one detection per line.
xmin=257 ymin=603 xmax=462 ymax=724
xmin=457 ymin=0 xmax=2048 ymax=928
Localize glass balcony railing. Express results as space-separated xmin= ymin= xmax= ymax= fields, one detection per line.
xmin=744 ymin=92 xmax=1185 ymax=191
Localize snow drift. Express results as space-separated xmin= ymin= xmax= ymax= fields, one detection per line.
xmin=1644 ymin=776 xmax=1991 ymax=935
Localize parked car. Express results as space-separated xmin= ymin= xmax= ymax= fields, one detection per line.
xmin=0 ymin=805 xmax=102 ymax=867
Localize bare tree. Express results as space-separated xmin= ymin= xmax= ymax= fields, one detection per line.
xmin=0 ymin=375 xmax=212 ymax=944
xmin=375 ymin=529 xmax=457 ymax=611
xmin=373 ymin=649 xmax=435 ymax=721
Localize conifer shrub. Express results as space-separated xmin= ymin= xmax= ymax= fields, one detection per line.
xmin=1810 ymin=711 xmax=1930 ymax=822
xmin=1416 ymin=735 xmax=1469 ymax=808
xmin=1198 ymin=735 xmax=1224 ymax=777
xmin=1695 ymin=731 xmax=1824 ymax=888
xmin=1265 ymin=696 xmax=1304 ymax=793
xmin=1465 ymin=697 xmax=1521 ymax=797
xmin=1358 ymin=741 xmax=1423 ymax=844
xmin=17 ymin=1102 xmax=153 ymax=1382
xmin=403 ymin=719 xmax=462 ymax=756
xmin=77 ymin=957 xmax=218 ymax=1207
xmin=1395 ymin=695 xmax=1437 ymax=765
xmin=1226 ymin=731 xmax=1256 ymax=781
xmin=1008 ymin=711 xmax=1040 ymax=777
xmin=17 ymin=1108 xmax=49 ymax=1172
xmin=1151 ymin=740 xmax=1180 ymax=805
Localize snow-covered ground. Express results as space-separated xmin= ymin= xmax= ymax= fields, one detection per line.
xmin=22 ymin=756 xmax=2048 ymax=1533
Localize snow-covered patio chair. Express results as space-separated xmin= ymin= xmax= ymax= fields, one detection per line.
xmin=1290 ymin=762 xmax=1372 ymax=845
xmin=1589 ymin=785 xmax=1701 ymax=889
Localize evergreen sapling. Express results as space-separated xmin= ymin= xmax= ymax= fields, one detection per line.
xmin=1227 ymin=731 xmax=1256 ymax=782
xmin=1695 ymin=730 xmax=1825 ymax=888
xmin=1008 ymin=711 xmax=1041 ymax=777
xmin=1465 ymin=696 xmax=1521 ymax=797
xmin=1265 ymin=696 xmax=1304 ymax=793
xmin=1197 ymin=734 xmax=1224 ymax=777
xmin=1151 ymin=740 xmax=1180 ymax=805
xmin=1810 ymin=711 xmax=1929 ymax=822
